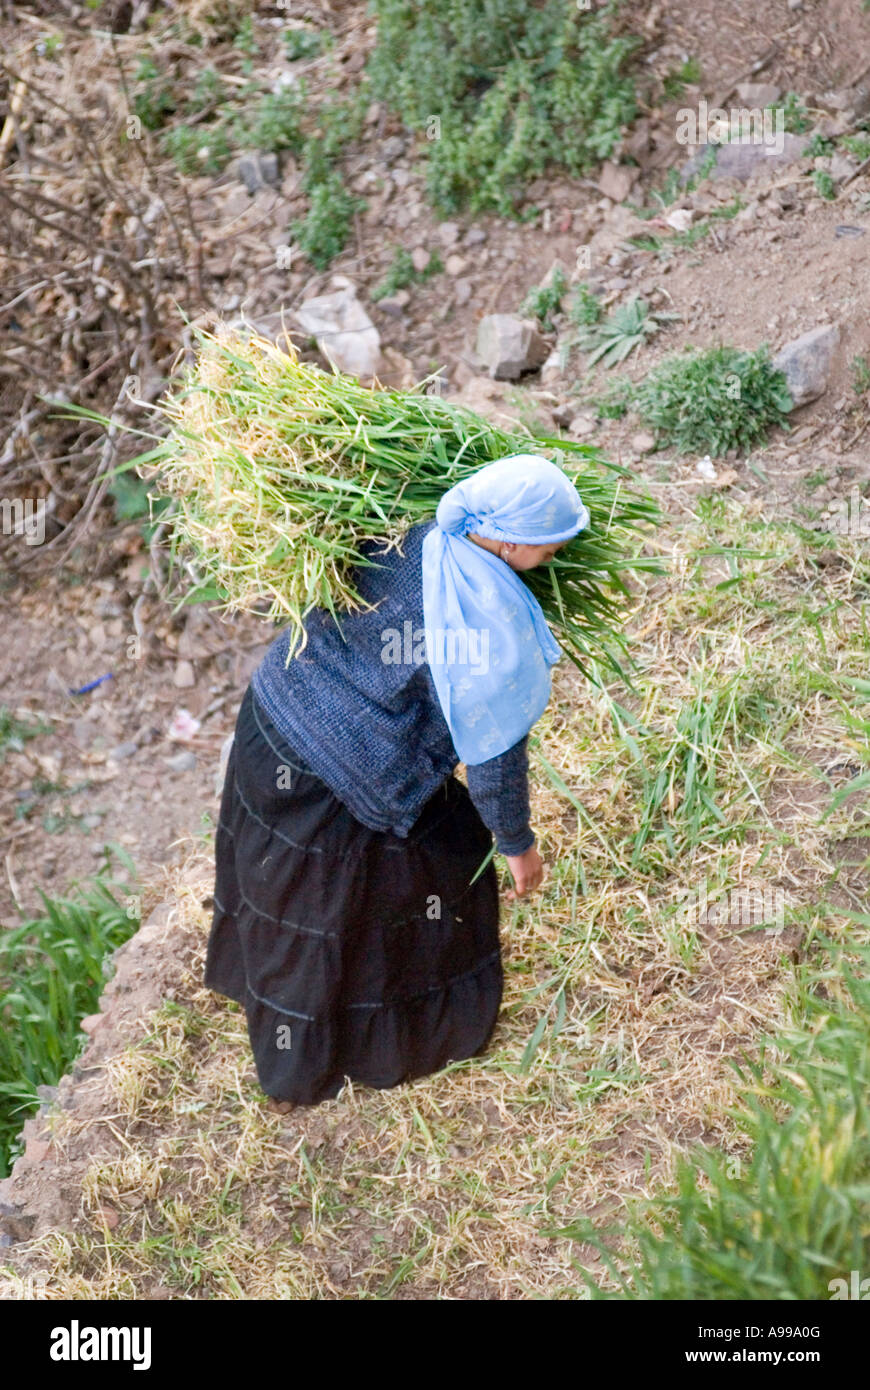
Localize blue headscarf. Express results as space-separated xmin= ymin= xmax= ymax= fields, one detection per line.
xmin=421 ymin=454 xmax=590 ymax=765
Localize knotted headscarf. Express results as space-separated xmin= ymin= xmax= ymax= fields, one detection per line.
xmin=421 ymin=454 xmax=589 ymax=764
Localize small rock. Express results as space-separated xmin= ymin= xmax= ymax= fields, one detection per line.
xmin=682 ymin=134 xmax=810 ymax=183
xmin=696 ymin=456 xmax=717 ymax=481
xmin=664 ymin=208 xmax=694 ymax=232
xmin=569 ymin=414 xmax=596 ymax=438
xmin=166 ymin=751 xmax=197 ymax=774
xmin=411 ymin=246 xmax=430 ymax=273
xmin=380 ymin=136 xmax=406 ymax=164
xmin=97 ymin=1206 xmax=120 ymax=1230
xmin=631 ymin=431 xmax=657 ymax=455
xmin=376 ymin=297 xmax=407 ymax=319
xmin=109 ymin=740 xmax=138 ymax=761
xmin=463 ymin=227 xmax=487 ymax=246
xmin=445 ymin=254 xmax=468 ymax=277
xmin=295 ymin=285 xmax=382 ymax=380
xmin=173 ymin=659 xmax=196 ymax=689
xmin=437 ymin=221 xmax=460 ymax=247
xmin=475 ymin=315 xmax=549 ymax=380
xmin=80 ymin=1014 xmax=104 ymax=1037
xmin=735 ymin=82 xmax=782 ymax=107
xmin=454 ymin=279 xmax=473 ymax=306
xmin=236 ymin=152 xmax=279 ymax=194
xmin=168 ymin=708 xmax=201 ymax=742
xmin=597 ymin=160 xmax=638 ymax=203
xmin=830 ymin=153 xmax=857 ymax=183
xmin=773 ymin=324 xmax=840 ymax=407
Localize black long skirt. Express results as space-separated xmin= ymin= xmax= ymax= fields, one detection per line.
xmin=204 ymin=685 xmax=503 ymax=1104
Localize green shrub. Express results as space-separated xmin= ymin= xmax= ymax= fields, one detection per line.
xmin=0 ymin=861 xmax=139 ymax=1176
xmin=366 ymin=0 xmax=638 ymax=215
xmin=575 ymin=296 xmax=679 ymax=369
xmin=284 ymin=26 xmax=330 ymax=61
xmin=521 ymin=266 xmax=569 ymax=332
xmin=569 ymin=282 xmax=604 ymax=328
xmin=588 ymin=377 xmax=635 ymax=420
xmin=371 ymin=247 xmax=444 ymax=301
xmin=185 ymin=65 xmax=227 ymax=114
xmin=813 ymin=168 xmax=837 ymax=200
xmin=133 ymin=56 xmax=175 ymax=131
xmin=162 ymin=123 xmax=233 ymax=175
xmin=236 ymin=84 xmax=306 ymax=154
xmin=635 ymin=345 xmax=792 ymax=456
xmin=291 ymin=171 xmax=362 ymax=270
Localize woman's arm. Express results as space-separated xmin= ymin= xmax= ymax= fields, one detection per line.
xmin=465 ymin=737 xmax=544 ymax=896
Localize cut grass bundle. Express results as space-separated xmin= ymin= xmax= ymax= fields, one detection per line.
xmin=135 ymin=327 xmax=662 ymax=680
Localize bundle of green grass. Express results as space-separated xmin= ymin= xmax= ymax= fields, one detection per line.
xmin=145 ymin=327 xmax=660 ymax=678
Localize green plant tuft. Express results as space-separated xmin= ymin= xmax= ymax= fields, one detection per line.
xmin=366 ymin=0 xmax=639 ymax=216
xmin=635 ymin=345 xmax=792 ymax=457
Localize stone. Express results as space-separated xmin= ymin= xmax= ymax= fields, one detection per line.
xmin=773 ymin=324 xmax=840 ymax=407
xmin=735 ymin=82 xmax=782 ymax=107
xmin=236 ymin=152 xmax=279 ymax=194
xmin=166 ymin=750 xmax=198 ymax=774
xmin=173 ymin=659 xmax=196 ymax=689
xmin=411 ymin=246 xmax=430 ymax=273
xmin=445 ymin=254 xmax=468 ymax=276
xmin=569 ymin=414 xmax=596 ymax=437
xmin=295 ymin=285 xmax=382 ymax=380
xmin=682 ymin=134 xmax=810 ymax=183
xmin=630 ymin=431 xmax=657 ymax=455
xmin=376 ymin=297 xmax=407 ymax=319
xmin=664 ymin=208 xmax=694 ymax=232
xmin=597 ymin=160 xmax=638 ymax=203
xmin=109 ymin=740 xmax=138 ymax=760
xmin=475 ymin=315 xmax=549 ymax=380
xmin=463 ymin=227 xmax=487 ymax=247
xmin=830 ymin=153 xmax=857 ymax=183
xmin=454 ymin=279 xmax=473 ymax=306
xmin=437 ymin=221 xmax=460 ymax=247
xmin=380 ymin=136 xmax=406 ymax=164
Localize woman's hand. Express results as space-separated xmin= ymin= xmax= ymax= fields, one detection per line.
xmin=504 ymin=844 xmax=545 ymax=899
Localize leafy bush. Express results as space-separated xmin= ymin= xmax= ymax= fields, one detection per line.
xmin=521 ymin=267 xmax=569 ymax=332
xmin=371 ymin=247 xmax=444 ymax=301
xmin=0 ymin=862 xmax=139 ymax=1176
xmin=162 ymin=123 xmax=232 ymax=174
xmin=367 ymin=0 xmax=638 ymax=215
xmin=635 ymin=345 xmax=792 ymax=456
xmin=235 ymin=84 xmax=306 ymax=153
xmin=284 ymin=26 xmax=330 ymax=61
xmin=575 ymin=296 xmax=679 ymax=369
xmin=133 ymin=56 xmax=175 ymax=131
xmin=291 ymin=170 xmax=362 ymax=270
xmin=588 ymin=377 xmax=635 ymax=420
xmin=569 ymin=282 xmax=604 ymax=328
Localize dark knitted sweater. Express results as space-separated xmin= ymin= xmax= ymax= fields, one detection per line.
xmin=251 ymin=520 xmax=536 ymax=855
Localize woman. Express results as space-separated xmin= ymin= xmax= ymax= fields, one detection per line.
xmin=204 ymin=453 xmax=589 ymax=1104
